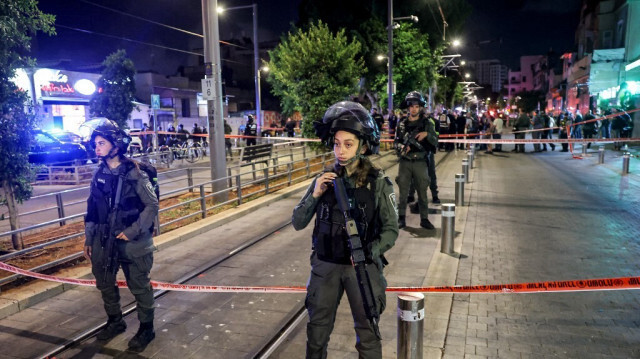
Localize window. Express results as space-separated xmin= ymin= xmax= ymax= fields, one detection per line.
xmin=181 ymin=98 xmax=190 ymax=117
xmin=522 ymin=76 xmax=526 ymax=82
xmin=616 ymin=20 xmax=625 ymax=47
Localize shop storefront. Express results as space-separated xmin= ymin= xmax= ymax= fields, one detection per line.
xmin=12 ymin=68 xmax=101 ymax=134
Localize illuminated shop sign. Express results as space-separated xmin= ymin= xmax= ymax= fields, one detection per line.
xmin=34 ymin=68 xmax=102 ymax=99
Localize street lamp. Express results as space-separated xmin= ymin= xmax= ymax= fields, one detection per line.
xmin=257 ymin=65 xmax=269 ymax=126
xmin=217 ymin=4 xmax=262 ymax=126
xmin=387 ymin=0 xmax=418 ymax=116
xmin=460 ymin=60 xmax=466 ymax=66
xmin=465 ymin=73 xmax=470 ymax=79
xmin=452 ymin=39 xmax=461 ymax=47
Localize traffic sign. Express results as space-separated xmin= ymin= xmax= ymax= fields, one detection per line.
xmin=151 ymin=94 xmax=160 ymax=109
xmin=201 ymin=79 xmax=215 ymax=100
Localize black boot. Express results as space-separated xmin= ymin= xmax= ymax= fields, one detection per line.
xmin=420 ymin=218 xmax=435 ymax=229
xmin=97 ymin=315 xmax=127 ymax=341
xmin=128 ymin=322 xmax=155 ymax=352
xmin=398 ymin=215 xmax=406 ymax=229
xmin=432 ymin=195 xmax=441 ymax=204
xmin=409 ymin=202 xmax=419 ymax=214
xmin=407 ymin=195 xmax=415 ymax=203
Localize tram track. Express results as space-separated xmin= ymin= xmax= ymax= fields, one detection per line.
xmin=37 ymin=149 xmax=449 ymax=358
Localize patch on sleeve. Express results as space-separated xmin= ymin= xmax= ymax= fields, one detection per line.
xmin=389 ymin=192 xmax=398 ymax=218
xmin=145 ymin=181 xmax=155 ymax=195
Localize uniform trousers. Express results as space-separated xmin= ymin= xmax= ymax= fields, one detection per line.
xmin=91 ymin=241 xmax=155 ymax=324
xmin=305 ymin=253 xmax=386 ymax=359
xmin=396 ymin=159 xmax=430 ymax=218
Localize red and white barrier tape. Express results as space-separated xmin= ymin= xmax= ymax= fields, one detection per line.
xmin=2 ymin=261 xmax=640 ymax=294
xmin=438 ymin=137 xmax=640 ymax=144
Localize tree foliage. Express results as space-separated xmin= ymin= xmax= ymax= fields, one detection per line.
xmin=0 ymin=0 xmax=55 ymax=249
xmin=266 ymin=21 xmax=365 ymax=138
xmin=89 ymin=49 xmax=137 ymax=129
xmin=512 ymin=90 xmax=546 ymax=113
xmin=376 ymin=23 xmax=440 ymax=108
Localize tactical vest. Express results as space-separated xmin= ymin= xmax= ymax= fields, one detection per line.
xmin=86 ymin=162 xmax=150 ymax=237
xmin=438 ymin=114 xmax=449 ymax=130
xmin=312 ymin=169 xmax=380 ymax=264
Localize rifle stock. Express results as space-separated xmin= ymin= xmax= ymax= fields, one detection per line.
xmin=333 ymin=177 xmax=382 ymax=339
xmin=102 ymin=175 xmax=124 ymax=278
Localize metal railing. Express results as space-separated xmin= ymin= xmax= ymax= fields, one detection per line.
xmin=0 ymin=146 xmax=335 ymax=287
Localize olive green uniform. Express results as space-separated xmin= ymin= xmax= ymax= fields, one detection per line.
xmin=85 ymin=163 xmax=159 ymax=324
xmin=514 ymin=114 xmax=530 ymax=153
xmin=292 ymin=164 xmax=398 ymax=359
xmin=394 ymin=114 xmax=438 ymax=219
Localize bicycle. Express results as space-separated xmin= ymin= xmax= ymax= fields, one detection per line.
xmin=173 ymin=139 xmax=202 ymax=163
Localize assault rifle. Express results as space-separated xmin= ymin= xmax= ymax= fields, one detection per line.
xmin=333 ymin=177 xmax=382 ymax=340
xmin=102 ymin=175 xmax=124 ymax=278
xmin=396 ymin=128 xmax=425 ymax=156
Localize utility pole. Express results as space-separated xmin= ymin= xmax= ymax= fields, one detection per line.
xmin=201 ymin=0 xmax=227 ymax=201
xmin=387 ymin=0 xmax=393 ymax=115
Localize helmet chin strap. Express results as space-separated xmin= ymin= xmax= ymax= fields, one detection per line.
xmin=99 ymin=147 xmax=120 ymax=161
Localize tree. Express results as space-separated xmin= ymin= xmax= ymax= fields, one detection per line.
xmin=375 ymin=23 xmax=440 ymax=108
xmin=0 ymin=0 xmax=55 ymax=250
xmin=89 ymin=50 xmax=137 ymax=129
xmin=513 ymin=90 xmax=545 ymax=113
xmin=266 ymin=21 xmax=365 ymax=138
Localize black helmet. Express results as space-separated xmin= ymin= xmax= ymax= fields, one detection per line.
xmin=400 ymin=91 xmax=426 ymax=109
xmin=247 ymin=114 xmax=255 ymax=123
xmin=313 ymin=101 xmax=380 ymax=155
xmin=87 ymin=118 xmax=131 ymax=154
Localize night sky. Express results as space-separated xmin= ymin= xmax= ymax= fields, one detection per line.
xmin=33 ymin=0 xmax=581 ymax=74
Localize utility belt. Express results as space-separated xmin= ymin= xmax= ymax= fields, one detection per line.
xmin=400 ymin=151 xmax=429 ymax=161
xmin=316 ymin=252 xmax=374 ymax=265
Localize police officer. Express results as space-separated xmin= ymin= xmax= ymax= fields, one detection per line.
xmin=293 ymin=101 xmax=398 ymax=359
xmin=394 ymin=91 xmax=438 ymax=229
xmin=83 ymin=119 xmax=159 ymax=352
xmin=244 ymin=114 xmax=258 ymax=146
xmin=371 ymin=107 xmax=384 ymax=134
xmin=513 ymin=108 xmax=530 ymax=153
xmin=438 ymin=109 xmax=451 ymax=151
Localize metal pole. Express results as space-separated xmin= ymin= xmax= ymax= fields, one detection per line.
xmin=462 ymin=159 xmax=469 ymax=183
xmin=252 ymin=3 xmax=261 ymax=127
xmin=582 ymin=143 xmax=588 ymax=156
xmin=467 ymin=151 xmax=473 ymax=169
xmin=397 ymin=293 xmax=424 ymax=359
xmin=598 ymin=145 xmax=605 ymax=164
xmin=455 ymin=174 xmax=465 ymax=206
xmin=187 ymin=168 xmax=194 ymax=192
xmin=387 ymin=0 xmax=393 ymax=114
xmin=55 ymin=193 xmax=66 ymax=226
xmin=202 ymin=0 xmax=228 ymax=203
xmin=200 ymin=185 xmax=207 ymax=218
xmin=440 ymin=203 xmax=455 ymax=254
xmin=622 ymin=152 xmax=630 ymax=174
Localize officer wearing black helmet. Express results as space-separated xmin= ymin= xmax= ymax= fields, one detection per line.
xmin=292 ymin=101 xmax=398 ymax=358
xmin=394 ymin=91 xmax=438 ymax=229
xmin=83 ymin=119 xmax=159 ymax=352
xmin=244 ymin=114 xmax=258 ymax=146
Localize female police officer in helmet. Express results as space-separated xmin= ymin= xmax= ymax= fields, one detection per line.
xmin=292 ymin=101 xmax=398 ymax=358
xmin=82 ymin=118 xmax=159 ymax=352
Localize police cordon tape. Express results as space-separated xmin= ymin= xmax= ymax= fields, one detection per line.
xmin=437 ymin=137 xmax=640 ymax=144
xmin=2 ymin=261 xmax=640 ymax=294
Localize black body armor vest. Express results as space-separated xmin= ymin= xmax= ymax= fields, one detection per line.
xmin=312 ymin=169 xmax=380 ymax=264
xmin=86 ymin=162 xmax=149 ymax=236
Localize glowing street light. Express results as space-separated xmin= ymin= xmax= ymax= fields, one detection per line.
xmin=452 ymin=39 xmax=461 ymax=47
xmin=460 ymin=60 xmax=466 ymax=66
xmin=465 ymin=73 xmax=470 ymax=79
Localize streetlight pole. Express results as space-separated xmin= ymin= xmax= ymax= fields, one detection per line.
xmin=220 ymin=4 xmax=261 ymax=128
xmin=201 ymin=0 xmax=227 ymax=201
xmin=387 ymin=0 xmax=393 ymax=115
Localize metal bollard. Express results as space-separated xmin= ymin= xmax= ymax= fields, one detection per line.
xmin=441 ymin=203 xmax=455 ymax=254
xmin=397 ymin=293 xmax=424 ymax=359
xmin=466 ymin=151 xmax=473 ymax=169
xmin=462 ymin=160 xmax=470 ymax=184
xmin=455 ymin=174 xmax=465 ymax=206
xmin=622 ymin=152 xmax=630 ymax=174
xmin=187 ymin=168 xmax=194 ymax=193
xmin=582 ymin=143 xmax=588 ymax=156
xmin=598 ymin=146 xmax=605 ymax=164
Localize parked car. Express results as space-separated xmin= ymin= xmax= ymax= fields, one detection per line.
xmin=29 ymin=130 xmax=88 ymax=165
xmin=48 ymin=129 xmax=83 ymax=145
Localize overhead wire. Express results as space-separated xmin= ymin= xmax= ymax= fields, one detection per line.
xmin=426 ymin=1 xmax=445 ymax=41
xmin=56 ymin=24 xmax=249 ymax=66
xmin=74 ymin=0 xmax=249 ymax=50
